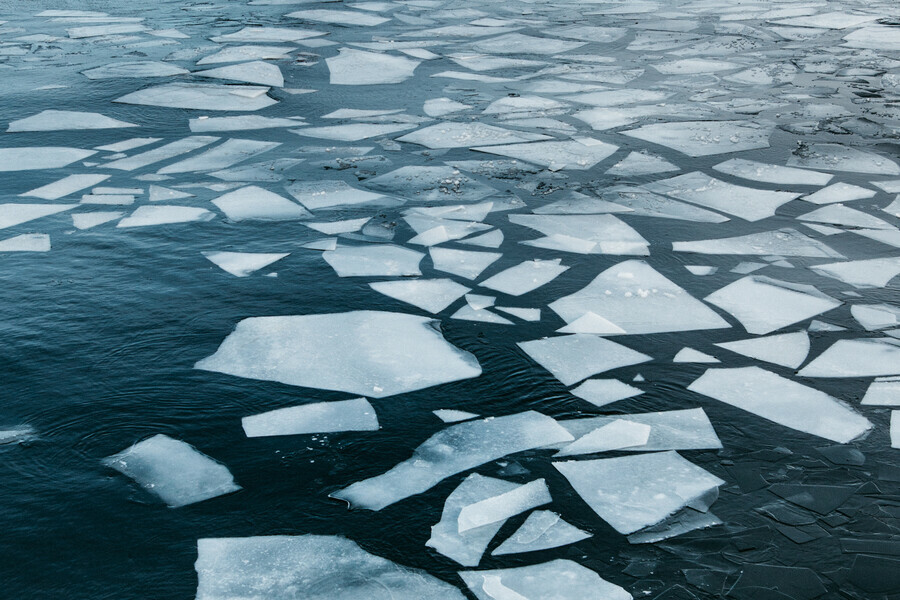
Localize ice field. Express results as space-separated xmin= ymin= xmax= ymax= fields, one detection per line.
xmin=1 ymin=0 xmax=900 ymax=598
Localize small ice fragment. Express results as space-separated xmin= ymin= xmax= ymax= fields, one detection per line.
xmin=570 ymin=379 xmax=643 ymax=407
xmin=306 ymin=218 xmax=370 ymax=235
xmin=479 ymin=258 xmax=568 ymax=296
xmin=8 ymin=110 xmax=136 ymax=132
xmin=398 ymin=122 xmax=550 ymax=150
xmin=673 ymin=348 xmax=719 ymax=363
xmin=434 ymin=409 xmax=479 ymax=423
xmin=802 ymin=182 xmax=876 ymax=205
xmin=369 ymin=279 xmax=469 ymax=313
xmin=494 ymin=307 xmax=540 ymax=321
xmin=518 ymin=334 xmax=650 ymax=386
xmin=862 ymin=378 xmax=900 ymax=406
xmin=457 ymin=479 xmax=551 ymax=532
xmin=686 ymin=266 xmax=717 ymax=276
xmin=798 ymin=338 xmax=900 ymax=378
xmin=103 ymin=434 xmax=239 ymax=508
xmin=424 ymin=97 xmax=470 ymax=117
xmin=622 ymin=121 xmax=771 ymax=157
xmin=491 ymin=511 xmax=591 ymax=556
xmin=451 ymin=305 xmax=513 ymax=325
xmin=460 ymin=560 xmax=631 ymax=600
xmin=788 ymin=142 xmax=900 ymax=175
xmin=326 ymin=48 xmax=419 ymax=85
xmin=203 ymin=251 xmax=288 ymax=277
xmin=0 ymin=234 xmax=50 ymax=252
xmin=0 ymin=147 xmax=96 ymax=172
xmin=465 ymin=294 xmax=495 ymax=310
xmin=557 ymin=312 xmax=625 ymax=335
xmin=242 ymin=397 xmax=378 ymax=437
xmin=72 ymin=211 xmax=123 ymax=230
xmin=811 ymin=257 xmax=900 ymax=289
xmin=712 ymin=158 xmax=833 ymax=185
xmin=212 ymin=186 xmax=309 ymax=221
xmin=556 ymin=419 xmax=652 ymax=457
xmin=117 ymin=206 xmax=215 ymax=228
xmin=115 ymin=83 xmax=276 ymax=112
xmin=0 ymin=204 xmax=77 ymax=229
xmin=20 ymin=174 xmax=110 ymax=200
xmin=852 ymin=304 xmax=900 ymax=331
xmin=557 ymin=408 xmax=722 ymax=452
xmin=148 ymin=185 xmax=193 ymax=202
xmin=104 ymin=136 xmax=219 ymax=171
xmin=673 ymin=228 xmax=843 ymax=259
xmin=429 ymin=247 xmax=501 ymax=280
xmin=459 ymin=230 xmax=504 ymax=248
xmin=715 ymin=331 xmax=810 ymax=368
xmin=324 ymin=245 xmax=423 ymax=277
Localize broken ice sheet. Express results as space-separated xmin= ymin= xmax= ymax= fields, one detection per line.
xmin=117 ymin=206 xmax=215 ymax=228
xmin=212 ymin=186 xmax=309 ymax=222
xmin=570 ymin=379 xmax=643 ymax=407
xmin=103 ymin=136 xmax=219 ymax=171
xmin=798 ymin=338 xmax=900 ymax=378
xmin=364 ymin=166 xmax=496 ymax=203
xmin=369 ymin=279 xmax=469 ymax=313
xmin=158 ymin=139 xmax=280 ymax=175
xmin=195 ymin=535 xmax=465 ymax=600
xmin=82 ymin=61 xmax=188 ymax=79
xmin=492 ymin=510 xmax=591 ymax=556
xmin=556 ymin=419 xmax=652 ymax=457
xmin=7 ymin=110 xmax=136 ymax=132
xmin=557 ymin=408 xmax=722 ymax=452
xmin=398 ymin=122 xmax=550 ymax=149
xmin=621 ymin=120 xmax=772 ymax=157
xmin=203 ymin=251 xmax=288 ymax=277
xmin=472 ymin=138 xmax=619 ymax=171
xmin=646 ymin=172 xmax=801 ymax=222
xmin=607 ymin=151 xmax=680 ymax=176
xmin=518 ymin=334 xmax=650 ymax=386
xmin=195 ymin=61 xmax=284 ymax=87
xmin=196 ymin=311 xmax=480 ymax=399
xmin=332 ymin=411 xmax=572 ymax=510
xmin=715 ymin=331 xmax=810 ymax=369
xmin=673 ymin=228 xmax=843 ymax=259
xmin=285 ymin=180 xmax=390 ymax=211
xmin=197 ymin=45 xmax=294 ymax=65
xmin=510 ymin=214 xmax=649 ymax=255
xmin=862 ymin=377 xmax=900 ymax=406
xmin=460 ymin=560 xmax=631 ymax=600
xmin=0 ymin=147 xmax=96 ymax=172
xmin=788 ymin=142 xmax=900 ymax=175
xmin=712 ymin=158 xmax=833 ymax=186
xmin=802 ymin=182 xmax=876 ymax=205
xmin=457 ymin=479 xmax=551 ymax=532
xmin=811 ymin=257 xmax=900 ymax=289
xmin=472 ymin=32 xmax=586 ymax=55
xmin=103 ymin=434 xmax=239 ymax=508
xmin=189 ymin=115 xmax=303 ymax=133
xmin=242 ymin=397 xmax=378 ymax=437
xmin=429 ymin=248 xmax=502 ymax=280
xmin=550 ymin=259 xmax=730 ymax=335
xmin=21 ymin=174 xmax=110 ymax=201
xmin=0 ymin=234 xmax=51 ymax=252
xmin=434 ymin=409 xmax=479 ymax=423
xmin=479 ymin=258 xmax=568 ymax=296
xmin=555 ymin=451 xmax=724 ymax=534
xmin=72 ymin=211 xmax=123 ymax=230
xmin=798 ymin=204 xmax=894 ymax=231
xmin=851 ymin=304 xmax=900 ymax=331
xmin=326 ymin=48 xmax=419 ymax=85
xmin=704 ymin=276 xmax=841 ymax=335
xmin=115 ymin=83 xmax=277 ymax=112
xmin=324 ymin=245 xmax=423 ymax=277
xmin=689 ymin=366 xmax=871 ymax=443
xmin=292 ymin=122 xmax=416 ymax=141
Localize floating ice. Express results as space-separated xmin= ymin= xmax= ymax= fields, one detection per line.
xmin=364 ymin=166 xmax=497 ymax=203
xmin=480 ymin=259 xmax=568 ymax=296
xmin=285 ymin=180 xmax=388 ymax=210
xmin=434 ymin=409 xmax=479 ymax=423
xmin=607 ymin=151 xmax=679 ymax=176
xmin=690 ymin=367 xmax=872 ymax=443
xmin=451 ymin=305 xmax=512 ymax=325
xmin=242 ymin=397 xmax=378 ymax=437
xmin=705 ymin=276 xmax=841 ymax=335
xmin=518 ymin=335 xmax=650 ymax=386
xmin=861 ymin=377 xmax=900 ymax=406
xmin=893 ymin=412 xmax=899 ymax=450
xmin=83 ymin=61 xmax=188 ymax=79
xmin=203 ymin=251 xmax=288 ymax=277
xmin=472 ymin=33 xmax=585 ymax=55
xmin=324 ymin=245 xmax=423 ymax=277
xmin=569 ymin=379 xmax=643 ymax=407
xmin=712 ymin=158 xmax=833 ymax=185
xmin=423 ymin=97 xmax=470 ymax=117
xmin=104 ymin=136 xmax=219 ymax=171
xmin=195 ymin=61 xmax=284 ymax=87
xmin=799 ymin=204 xmax=893 ymax=231
xmin=622 ymin=121 xmax=771 ymax=157
xmin=210 ymin=26 xmax=325 ymax=43
xmin=117 ymin=206 xmax=215 ymax=228
xmin=510 ymin=214 xmax=648 ymax=255
xmin=492 ymin=510 xmax=591 ymax=556
xmin=788 ymin=143 xmax=900 ymax=175
xmin=550 ymin=260 xmax=730 ymax=334
xmin=556 ymin=419 xmax=652 ymax=457
xmin=427 ymin=474 xmax=521 ymax=566
xmin=8 ymin=110 xmax=136 ymax=132
xmin=673 ymin=228 xmax=843 ymax=258
xmin=286 ymin=8 xmax=390 ymax=26
xmin=715 ymin=331 xmax=810 ymax=369
xmin=103 ymin=434 xmax=239 ymax=508
xmin=811 ymin=257 xmax=900 ymax=289
xmin=0 ymin=234 xmax=50 ymax=252
xmin=158 ymin=139 xmax=280 ymax=175
xmin=0 ymin=203 xmax=76 ymax=229
xmin=429 ymin=247 xmax=501 ymax=280
xmin=472 ymin=138 xmax=618 ymax=171
xmin=460 ymin=560 xmax=631 ymax=600
xmin=115 ymin=83 xmax=277 ymax=111
xmin=654 ymin=58 xmax=741 ymax=74
xmin=555 ymin=451 xmax=724 ymax=534
xmin=293 ymin=122 xmax=416 ymax=141
xmin=326 ymin=48 xmax=419 ymax=85
xmin=0 ymin=147 xmax=95 ymax=172
xmin=557 ymin=312 xmax=626 ymax=335
xmin=398 ymin=122 xmax=549 ymax=149
xmin=685 ymin=266 xmax=717 ymax=276
xmin=457 ymin=479 xmax=551 ymax=533
xmin=495 ymin=306 xmax=540 ymax=321
xmin=596 ymin=186 xmax=728 ymax=223
xmin=148 ymin=186 xmax=193 ymax=202
xmin=331 ymin=411 xmax=572 ymax=510
xmin=647 ymin=172 xmax=801 ymax=222
xmin=197 ymin=45 xmax=294 ymax=65
xmin=21 ymin=174 xmax=110 ymax=200
xmin=674 ymin=348 xmax=719 ymax=363
xmin=460 ymin=229 xmax=504 ymax=248
xmin=196 ymin=311 xmax=481 ymax=399
xmin=189 ymin=115 xmax=303 ymax=133
xmin=557 ymin=409 xmax=722 ymax=452
xmin=798 ymin=338 xmax=900 ymax=378
xmin=195 ymin=535 xmax=464 ymax=600
xmin=306 ymin=218 xmax=370 ymax=234
xmin=852 ymin=304 xmax=900 ymax=331
xmin=802 ymin=183 xmax=876 ymax=205
xmin=369 ymin=279 xmax=469 ymax=313
xmin=212 ymin=186 xmax=309 ymax=221
xmin=72 ymin=211 xmax=123 ymax=230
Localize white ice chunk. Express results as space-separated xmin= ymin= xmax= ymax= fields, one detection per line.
xmin=306 ymin=218 xmax=370 ymax=234
xmin=0 ymin=147 xmax=95 ymax=172
xmin=510 ymin=214 xmax=648 ymax=255
xmin=622 ymin=121 xmax=771 ymax=157
xmin=471 ymin=33 xmax=586 ymax=55
xmin=148 ymin=185 xmax=193 ymax=202
xmin=117 ymin=206 xmax=214 ymax=228
xmin=862 ymin=378 xmax=900 ymax=406
xmin=798 ymin=204 xmax=893 ymax=230
xmin=326 ymin=48 xmax=419 ymax=85
xmin=556 ymin=419 xmax=652 ymax=457
xmin=103 ymin=434 xmax=239 ymax=507
xmin=713 ymin=158 xmax=832 ymax=185
xmin=598 ymin=186 xmax=728 ymax=223
xmin=606 ymin=151 xmax=679 ymax=176
xmin=424 ymin=97 xmax=470 ymax=117
xmin=673 ymin=348 xmax=719 ymax=363
xmin=115 ymin=83 xmax=276 ymax=112
xmin=893 ymin=411 xmax=900 ymax=449
xmin=451 ymin=305 xmax=513 ymax=325
xmin=196 ymin=311 xmax=481 ymax=398
xmin=685 ymin=266 xmax=717 ymax=276
xmin=788 ymin=143 xmax=900 ymax=175
xmin=802 ymin=183 xmax=876 ymax=205
xmin=689 ymin=367 xmax=872 ymax=443
xmin=853 ymin=304 xmax=900 ymax=331
xmin=495 ymin=306 xmax=540 ymax=321
xmin=197 ymin=45 xmax=294 ymax=65
xmin=472 ymin=138 xmax=618 ymax=171
xmin=21 ymin=174 xmax=109 ymax=200
xmin=427 ymin=474 xmax=520 ymax=566
xmin=557 ymin=312 xmax=626 ymax=335
xmin=195 ymin=535 xmax=464 ymax=599
xmin=195 ymin=61 xmax=284 ymax=87
xmin=210 ymin=26 xmax=325 ymax=43
xmin=104 ymin=136 xmax=219 ymax=171
xmin=325 ymin=245 xmax=423 ymax=277
xmin=480 ymin=259 xmax=568 ymax=296
xmin=457 ymin=479 xmax=551 ymax=532
xmin=550 ymin=259 xmax=730 ymax=334
xmin=369 ymin=278 xmax=469 ymax=313
xmin=798 ymin=338 xmax=900 ymax=378
xmin=158 ymin=139 xmax=280 ymax=174
xmin=331 ymin=411 xmax=572 ymax=510
xmin=430 ymin=247 xmax=501 ymax=280
xmin=492 ymin=511 xmax=591 ymax=556
xmin=398 ymin=122 xmax=550 ymax=149
xmin=555 ymin=451 xmax=725 ymax=534
xmin=705 ymin=276 xmax=841 ymax=335
xmin=82 ymin=61 xmax=188 ymax=79
xmin=570 ymin=379 xmax=643 ymax=407
xmin=461 ymin=560 xmax=631 ymax=600
xmin=72 ymin=211 xmax=123 ymax=230
xmin=203 ymin=251 xmax=288 ymax=277
xmin=674 ymin=228 xmax=842 ymax=258
xmin=293 ymin=123 xmax=415 ymax=141
xmin=286 ymin=180 xmax=387 ymax=211
xmin=434 ymin=409 xmax=479 ymax=423
xmin=212 ymin=186 xmax=308 ymax=221
xmin=518 ymin=335 xmax=650 ymax=386
xmin=811 ymin=257 xmax=900 ymax=289
xmin=242 ymin=397 xmax=378 ymax=437
xmin=0 ymin=203 xmax=76 ymax=229
xmin=286 ymin=8 xmax=390 ymax=26
xmin=647 ymin=172 xmax=800 ymax=222
xmin=459 ymin=230 xmax=504 ymax=248
xmin=405 ymin=202 xmax=493 ymax=222
xmin=189 ymin=115 xmax=303 ymax=133
xmin=0 ymin=233 xmax=50 ymax=252
xmin=715 ymin=331 xmax=810 ymax=368
xmin=557 ymin=408 xmax=722 ymax=452
xmin=8 ymin=110 xmax=135 ymax=132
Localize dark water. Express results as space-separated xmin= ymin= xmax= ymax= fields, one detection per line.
xmin=1 ymin=1 xmax=899 ymax=599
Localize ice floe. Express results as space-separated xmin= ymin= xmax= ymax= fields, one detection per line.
xmin=518 ymin=335 xmax=650 ymax=386
xmin=242 ymin=397 xmax=379 ymax=437
xmin=460 ymin=560 xmax=631 ymax=600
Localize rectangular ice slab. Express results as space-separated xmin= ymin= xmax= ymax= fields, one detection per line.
xmin=689 ymin=367 xmax=872 ymax=443
xmin=242 ymin=397 xmax=379 ymax=437
xmin=457 ymin=479 xmax=551 ymax=532
xmin=555 ymin=451 xmax=725 ymax=534
xmin=550 ymin=260 xmax=731 ymax=334
xmin=460 ymin=560 xmax=631 ymax=600
xmin=103 ymin=434 xmax=239 ymax=507
xmin=196 ymin=535 xmax=465 ymax=600
xmin=331 ymin=411 xmax=573 ymax=510
xmin=196 ymin=311 xmax=481 ymax=398
xmin=324 ymin=245 xmax=423 ymax=277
